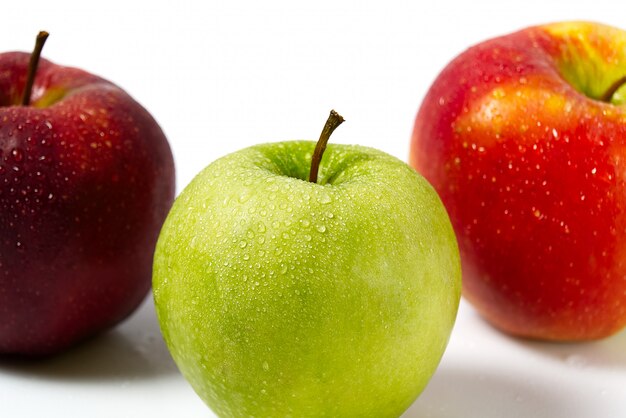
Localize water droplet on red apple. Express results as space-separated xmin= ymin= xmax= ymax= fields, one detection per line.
xmin=10 ymin=148 xmax=23 ymax=162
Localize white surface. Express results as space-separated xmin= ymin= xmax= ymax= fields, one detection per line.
xmin=1 ymin=298 xmax=624 ymax=418
xmin=1 ymin=1 xmax=626 ymax=417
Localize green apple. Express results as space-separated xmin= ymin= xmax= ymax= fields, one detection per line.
xmin=153 ymin=111 xmax=461 ymax=417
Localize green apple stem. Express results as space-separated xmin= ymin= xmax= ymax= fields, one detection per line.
xmin=308 ymin=110 xmax=345 ymax=183
xmin=21 ymin=31 xmax=49 ymax=106
xmin=599 ymin=75 xmax=626 ymax=103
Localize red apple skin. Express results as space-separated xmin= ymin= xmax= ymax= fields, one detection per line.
xmin=0 ymin=52 xmax=175 ymax=355
xmin=411 ymin=22 xmax=626 ymax=341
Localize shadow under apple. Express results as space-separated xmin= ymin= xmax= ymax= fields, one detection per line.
xmin=0 ymin=297 xmax=179 ymax=382
xmin=514 ymin=328 xmax=626 ymax=372
xmin=459 ymin=300 xmax=626 ymax=371
xmin=403 ymin=364 xmax=595 ymax=418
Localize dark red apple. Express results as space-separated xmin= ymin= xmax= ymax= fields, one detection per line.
xmin=411 ymin=22 xmax=626 ymax=341
xmin=0 ymin=33 xmax=175 ymax=355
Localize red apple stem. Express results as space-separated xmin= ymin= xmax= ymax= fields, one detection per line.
xmin=308 ymin=110 xmax=345 ymax=184
xmin=21 ymin=31 xmax=49 ymax=106
xmin=599 ymin=75 xmax=626 ymax=103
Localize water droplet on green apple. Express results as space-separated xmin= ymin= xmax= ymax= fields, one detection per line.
xmin=303 ymin=234 xmax=311 ymax=242
xmin=262 ymin=361 xmax=269 ymax=371
xmin=301 ymin=219 xmax=310 ymax=227
xmin=316 ymin=225 xmax=326 ymax=233
xmin=239 ymin=240 xmax=247 ymax=248
xmin=238 ymin=192 xmax=251 ymax=203
xmin=318 ymin=193 xmax=331 ymax=204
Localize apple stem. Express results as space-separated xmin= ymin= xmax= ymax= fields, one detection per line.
xmin=599 ymin=75 xmax=626 ymax=103
xmin=21 ymin=31 xmax=49 ymax=106
xmin=308 ymin=110 xmax=345 ymax=183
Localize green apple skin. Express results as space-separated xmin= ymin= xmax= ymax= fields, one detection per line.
xmin=153 ymin=141 xmax=461 ymax=418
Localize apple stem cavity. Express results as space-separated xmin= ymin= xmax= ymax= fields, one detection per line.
xmin=308 ymin=110 xmax=345 ymax=184
xmin=21 ymin=31 xmax=49 ymax=106
xmin=599 ymin=75 xmax=626 ymax=103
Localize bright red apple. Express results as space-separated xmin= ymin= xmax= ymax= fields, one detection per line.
xmin=411 ymin=22 xmax=626 ymax=341
xmin=0 ymin=32 xmax=175 ymax=355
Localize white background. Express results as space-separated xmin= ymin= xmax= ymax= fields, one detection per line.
xmin=1 ymin=1 xmax=626 ymax=417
